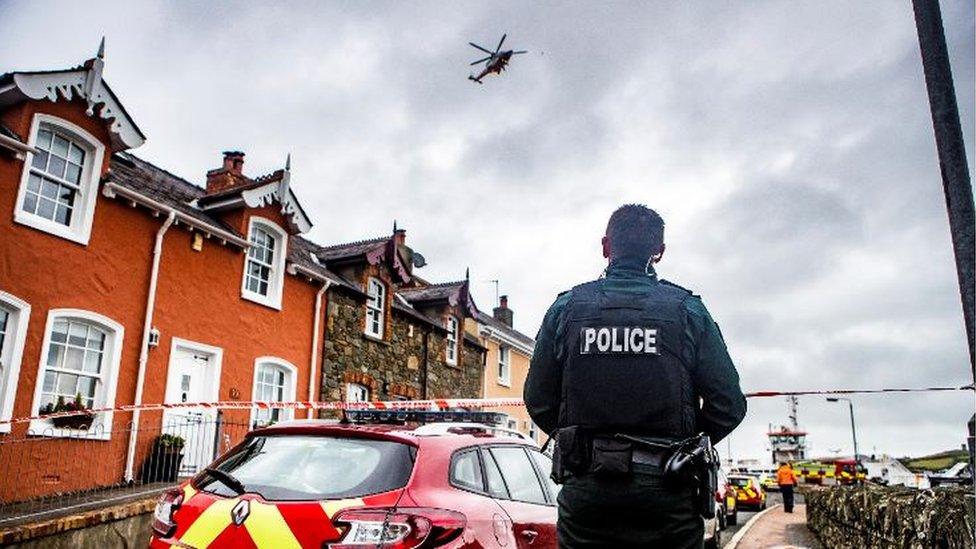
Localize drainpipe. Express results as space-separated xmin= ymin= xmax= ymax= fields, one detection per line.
xmin=0 ymin=133 xmax=37 ymax=159
xmin=421 ymin=330 xmax=429 ymax=399
xmin=307 ymin=280 xmax=332 ymax=418
xmin=124 ymin=210 xmax=176 ymax=481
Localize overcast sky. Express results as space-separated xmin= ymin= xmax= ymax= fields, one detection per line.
xmin=2 ymin=1 xmax=973 ymax=462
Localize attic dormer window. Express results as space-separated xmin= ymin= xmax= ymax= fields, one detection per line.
xmin=241 ymin=217 xmax=286 ymax=310
xmin=15 ymin=114 xmax=105 ymax=245
xmin=365 ymin=278 xmax=386 ymax=338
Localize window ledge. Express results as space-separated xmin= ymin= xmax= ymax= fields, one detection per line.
xmin=497 ymin=379 xmax=512 ymax=388
xmin=242 ymin=291 xmax=282 ymax=311
xmin=28 ymin=417 xmax=113 ymax=441
xmin=362 ymin=333 xmax=390 ymax=346
xmin=444 ymin=361 xmax=461 ymax=370
xmin=13 ymin=211 xmax=90 ymax=246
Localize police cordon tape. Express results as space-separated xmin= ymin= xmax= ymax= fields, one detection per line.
xmin=4 ymin=384 xmax=972 ymax=426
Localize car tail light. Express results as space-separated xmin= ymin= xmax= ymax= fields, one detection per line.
xmin=329 ymin=507 xmax=466 ymax=549
xmin=151 ymin=489 xmax=184 ymax=538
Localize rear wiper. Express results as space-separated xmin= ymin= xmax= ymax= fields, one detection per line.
xmin=205 ymin=467 xmax=246 ymax=495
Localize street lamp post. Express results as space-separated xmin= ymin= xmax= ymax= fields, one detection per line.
xmin=827 ymin=397 xmax=859 ymax=462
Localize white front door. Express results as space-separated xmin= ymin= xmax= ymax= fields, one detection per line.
xmin=163 ymin=342 xmax=220 ymax=476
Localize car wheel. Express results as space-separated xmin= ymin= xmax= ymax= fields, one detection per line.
xmin=727 ymin=510 xmax=738 ymax=526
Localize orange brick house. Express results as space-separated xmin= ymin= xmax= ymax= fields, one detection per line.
xmin=0 ymin=45 xmax=485 ymax=503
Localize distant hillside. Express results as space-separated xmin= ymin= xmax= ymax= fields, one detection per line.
xmin=901 ymin=449 xmax=970 ymax=473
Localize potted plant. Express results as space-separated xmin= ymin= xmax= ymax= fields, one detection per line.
xmin=140 ymin=434 xmax=186 ymax=483
xmin=39 ymin=393 xmax=95 ymax=430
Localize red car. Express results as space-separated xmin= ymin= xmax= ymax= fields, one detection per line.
xmin=149 ymin=411 xmax=559 ymax=548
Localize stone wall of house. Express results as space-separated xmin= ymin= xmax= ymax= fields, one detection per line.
xmin=320 ymin=291 xmax=483 ymax=405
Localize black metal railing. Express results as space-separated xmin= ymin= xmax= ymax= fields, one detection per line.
xmin=0 ymin=410 xmax=252 ymax=527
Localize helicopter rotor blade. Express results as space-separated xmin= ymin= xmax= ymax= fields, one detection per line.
xmin=495 ymin=34 xmax=507 ymax=53
xmin=470 ymin=56 xmax=491 ymax=66
xmin=469 ymin=42 xmax=493 ymax=55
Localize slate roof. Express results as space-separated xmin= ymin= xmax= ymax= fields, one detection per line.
xmin=317 ymin=237 xmax=389 ymax=262
xmin=108 ymin=153 xmax=240 ymax=236
xmin=286 ymin=236 xmax=363 ymax=294
xmin=476 ymin=310 xmax=535 ymax=349
xmin=106 ymin=152 xmax=361 ymax=295
xmin=391 ymin=296 xmax=447 ymax=333
xmin=397 ymin=280 xmax=465 ymax=304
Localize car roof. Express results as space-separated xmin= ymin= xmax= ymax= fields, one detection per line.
xmin=253 ymin=419 xmax=537 ymax=451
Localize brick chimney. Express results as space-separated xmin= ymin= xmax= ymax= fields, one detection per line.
xmin=206 ymin=151 xmax=246 ymax=194
xmin=493 ymin=295 xmax=513 ymax=327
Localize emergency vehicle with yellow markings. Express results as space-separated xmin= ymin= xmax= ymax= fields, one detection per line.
xmin=727 ymin=474 xmax=766 ymax=511
xmin=149 ymin=410 xmax=559 ymax=548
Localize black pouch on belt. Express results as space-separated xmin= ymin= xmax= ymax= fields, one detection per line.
xmin=589 ymin=436 xmax=633 ymax=477
xmin=554 ymin=426 xmax=591 ymax=481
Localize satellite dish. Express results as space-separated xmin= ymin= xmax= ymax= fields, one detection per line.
xmin=412 ymin=252 xmax=427 ymax=268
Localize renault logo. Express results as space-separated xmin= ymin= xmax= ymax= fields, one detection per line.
xmin=231 ymin=499 xmax=250 ymax=526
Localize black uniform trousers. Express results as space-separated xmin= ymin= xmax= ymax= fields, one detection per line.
xmin=781 ymin=484 xmax=795 ymax=513
xmin=557 ymin=467 xmax=703 ymax=548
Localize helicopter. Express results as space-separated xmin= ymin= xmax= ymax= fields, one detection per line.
xmin=468 ymin=34 xmax=527 ymax=84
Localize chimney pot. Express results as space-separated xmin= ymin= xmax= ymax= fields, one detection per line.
xmin=222 ymin=150 xmax=245 ymax=175
xmin=207 ymin=150 xmax=247 ymax=194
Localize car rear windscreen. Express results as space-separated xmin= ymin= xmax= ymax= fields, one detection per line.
xmin=196 ymin=435 xmax=415 ymax=501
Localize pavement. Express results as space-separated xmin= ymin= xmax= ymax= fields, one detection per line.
xmin=724 ymin=492 xmax=822 ymax=549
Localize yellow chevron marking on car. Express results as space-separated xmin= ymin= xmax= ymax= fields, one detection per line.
xmin=745 ymin=488 xmax=756 ymax=498
xmin=179 ymin=498 xmax=239 ymax=548
xmin=244 ymin=500 xmax=301 ymax=549
xmin=183 ymin=484 xmax=198 ymax=501
xmin=321 ymin=498 xmax=365 ymax=518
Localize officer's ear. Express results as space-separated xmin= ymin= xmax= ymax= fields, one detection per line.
xmin=602 ymin=236 xmax=611 ymax=259
xmin=651 ymin=243 xmax=666 ymax=263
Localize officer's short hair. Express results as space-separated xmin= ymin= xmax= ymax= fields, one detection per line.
xmin=606 ymin=204 xmax=665 ymax=260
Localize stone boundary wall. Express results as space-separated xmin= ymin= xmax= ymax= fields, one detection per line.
xmin=0 ymin=497 xmax=155 ymax=548
xmin=805 ymin=485 xmax=975 ymax=549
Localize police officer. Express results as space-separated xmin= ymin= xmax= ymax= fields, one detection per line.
xmin=525 ymin=204 xmax=746 ymax=548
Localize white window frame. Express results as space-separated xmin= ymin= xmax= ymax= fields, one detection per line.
xmin=250 ymin=357 xmax=297 ymax=428
xmin=364 ymin=277 xmax=386 ymax=338
xmin=445 ymin=316 xmax=458 ymax=366
xmin=14 ymin=114 xmax=105 ymax=245
xmin=0 ymin=291 xmax=31 ymax=433
xmin=497 ymin=345 xmax=511 ymax=387
xmin=29 ymin=309 xmax=124 ymax=440
xmin=241 ymin=217 xmax=287 ymax=310
xmin=346 ymin=382 xmax=370 ymax=403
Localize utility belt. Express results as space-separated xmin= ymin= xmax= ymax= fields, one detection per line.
xmin=548 ymin=426 xmax=718 ymax=519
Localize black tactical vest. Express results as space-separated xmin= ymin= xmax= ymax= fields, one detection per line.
xmin=559 ymin=278 xmax=696 ymax=438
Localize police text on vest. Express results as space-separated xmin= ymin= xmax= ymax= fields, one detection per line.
xmin=579 ymin=326 xmax=659 ymax=355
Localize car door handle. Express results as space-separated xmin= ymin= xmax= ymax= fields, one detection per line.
xmin=520 ymin=530 xmax=539 ymax=543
